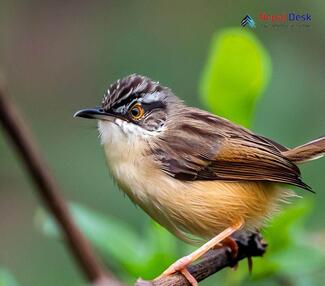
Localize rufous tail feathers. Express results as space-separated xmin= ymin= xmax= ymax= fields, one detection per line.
xmin=282 ymin=136 xmax=325 ymax=164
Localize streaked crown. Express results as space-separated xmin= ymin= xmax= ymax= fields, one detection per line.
xmin=101 ymin=74 xmax=179 ymax=132
xmin=74 ymin=74 xmax=183 ymax=134
xmin=102 ymin=74 xmax=165 ymax=111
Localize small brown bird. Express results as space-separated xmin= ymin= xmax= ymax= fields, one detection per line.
xmin=75 ymin=74 xmax=325 ymax=285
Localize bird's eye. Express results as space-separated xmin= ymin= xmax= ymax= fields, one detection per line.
xmin=129 ymin=103 xmax=144 ymax=120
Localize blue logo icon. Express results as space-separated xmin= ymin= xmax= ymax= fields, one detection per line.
xmin=241 ymin=15 xmax=255 ymax=28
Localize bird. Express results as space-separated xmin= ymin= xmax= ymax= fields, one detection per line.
xmin=74 ymin=74 xmax=325 ymax=285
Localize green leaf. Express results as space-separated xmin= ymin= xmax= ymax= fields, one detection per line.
xmin=218 ymin=199 xmax=325 ymax=285
xmin=0 ymin=268 xmax=19 ymax=286
xmin=262 ymin=199 xmax=312 ymax=253
xmin=251 ymin=200 xmax=325 ymax=280
xmin=35 ymin=203 xmax=177 ymax=280
xmin=199 ymin=28 xmax=271 ymax=127
xmin=137 ymin=222 xmax=177 ymax=278
xmin=36 ymin=204 xmax=144 ymax=272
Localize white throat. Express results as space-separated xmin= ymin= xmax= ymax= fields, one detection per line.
xmin=98 ymin=119 xmax=164 ymax=146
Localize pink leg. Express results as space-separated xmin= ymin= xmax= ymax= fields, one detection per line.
xmin=158 ymin=220 xmax=244 ymax=285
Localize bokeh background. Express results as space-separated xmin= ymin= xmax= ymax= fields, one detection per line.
xmin=0 ymin=1 xmax=324 ymax=286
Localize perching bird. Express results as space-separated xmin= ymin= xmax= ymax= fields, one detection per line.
xmin=75 ymin=74 xmax=325 ymax=285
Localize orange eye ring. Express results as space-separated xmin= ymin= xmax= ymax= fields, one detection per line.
xmin=129 ymin=103 xmax=144 ymax=120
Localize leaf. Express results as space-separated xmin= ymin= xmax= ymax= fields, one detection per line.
xmin=262 ymin=199 xmax=312 ymax=253
xmin=0 ymin=268 xmax=19 ymax=286
xmin=251 ymin=200 xmax=325 ymax=281
xmin=36 ymin=204 xmax=144 ymax=271
xmin=138 ymin=222 xmax=178 ymax=277
xmin=35 ymin=203 xmax=177 ymax=280
xmin=199 ymin=28 xmax=271 ymax=127
xmin=218 ymin=200 xmax=325 ymax=286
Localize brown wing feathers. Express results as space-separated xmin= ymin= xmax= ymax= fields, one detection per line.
xmin=151 ymin=108 xmax=313 ymax=192
xmin=203 ymin=139 xmax=312 ymax=191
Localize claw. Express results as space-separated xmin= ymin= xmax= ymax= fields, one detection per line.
xmin=180 ymin=268 xmax=197 ymax=286
xmin=222 ymin=236 xmax=239 ymax=258
xmin=247 ymin=256 xmax=253 ymax=273
xmin=161 ymin=256 xmax=192 ymax=275
xmin=158 ymin=256 xmax=197 ymax=286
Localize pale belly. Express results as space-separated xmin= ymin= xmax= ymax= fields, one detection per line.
xmin=106 ymin=150 xmax=294 ymax=242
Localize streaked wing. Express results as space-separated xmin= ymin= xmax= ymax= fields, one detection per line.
xmin=151 ymin=108 xmax=312 ymax=191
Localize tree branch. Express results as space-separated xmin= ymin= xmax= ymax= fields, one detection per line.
xmin=136 ymin=232 xmax=267 ymax=286
xmin=0 ymin=83 xmax=124 ymax=286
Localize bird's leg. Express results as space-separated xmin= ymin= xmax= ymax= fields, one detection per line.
xmin=158 ymin=220 xmax=244 ymax=286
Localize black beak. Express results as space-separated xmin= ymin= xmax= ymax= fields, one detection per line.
xmin=74 ymin=107 xmax=113 ymax=120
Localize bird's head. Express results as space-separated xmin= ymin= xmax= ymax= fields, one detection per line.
xmin=74 ymin=74 xmax=182 ymax=145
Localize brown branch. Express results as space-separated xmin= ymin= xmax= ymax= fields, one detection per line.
xmin=136 ymin=232 xmax=267 ymax=286
xmin=0 ymin=83 xmax=124 ymax=286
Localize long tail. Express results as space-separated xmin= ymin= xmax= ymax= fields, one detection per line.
xmin=282 ymin=136 xmax=325 ymax=164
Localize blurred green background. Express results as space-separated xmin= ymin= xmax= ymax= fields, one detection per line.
xmin=0 ymin=1 xmax=324 ymax=286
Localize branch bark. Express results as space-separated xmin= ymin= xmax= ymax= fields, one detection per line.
xmin=0 ymin=84 xmax=124 ymax=286
xmin=136 ymin=232 xmax=267 ymax=286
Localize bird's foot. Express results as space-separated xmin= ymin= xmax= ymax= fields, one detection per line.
xmin=220 ymin=236 xmax=239 ymax=258
xmin=158 ymin=255 xmax=197 ymax=286
xmin=158 ymin=221 xmax=244 ymax=285
xmin=211 ymin=236 xmax=239 ymax=270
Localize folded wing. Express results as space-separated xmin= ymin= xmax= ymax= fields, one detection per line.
xmin=151 ymin=108 xmax=312 ymax=192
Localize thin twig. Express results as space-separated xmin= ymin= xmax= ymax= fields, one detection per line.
xmin=136 ymin=232 xmax=267 ymax=286
xmin=0 ymin=84 xmax=124 ymax=286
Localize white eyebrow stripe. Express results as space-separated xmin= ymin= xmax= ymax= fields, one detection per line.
xmin=142 ymin=91 xmax=161 ymax=103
